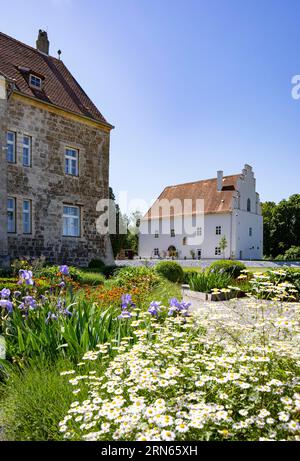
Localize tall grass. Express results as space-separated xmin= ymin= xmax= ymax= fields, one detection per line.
xmin=0 ymin=359 xmax=80 ymax=441
xmin=187 ymin=271 xmax=233 ymax=292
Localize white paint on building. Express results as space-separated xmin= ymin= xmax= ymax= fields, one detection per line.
xmin=138 ymin=164 xmax=263 ymax=260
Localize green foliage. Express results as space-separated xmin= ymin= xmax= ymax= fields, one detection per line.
xmin=36 ymin=265 xmax=81 ymax=282
xmin=187 ymin=271 xmax=233 ymax=293
xmin=155 ymin=261 xmax=184 ymax=283
xmin=262 ymin=194 xmax=300 ymax=257
xmin=1 ymin=294 xmax=134 ymax=364
xmin=282 ymin=246 xmax=300 ymax=261
xmin=0 ymin=360 xmax=76 ymax=441
xmin=183 ymin=269 xmax=201 ymax=283
xmin=208 ymin=260 xmax=246 ymax=278
xmin=111 ymin=266 xmax=160 ymax=289
xmin=219 ymin=236 xmax=228 ymax=256
xmin=88 ymin=259 xmax=106 ymax=270
xmin=75 ymin=271 xmax=105 ymax=286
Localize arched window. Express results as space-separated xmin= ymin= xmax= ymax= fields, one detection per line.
xmin=247 ymin=198 xmax=251 ymax=212
xmin=182 ymin=237 xmax=187 ymax=246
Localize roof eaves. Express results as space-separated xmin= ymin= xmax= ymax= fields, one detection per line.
xmin=12 ymin=89 xmax=115 ymax=130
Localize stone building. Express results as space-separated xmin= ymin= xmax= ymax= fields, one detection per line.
xmin=139 ymin=164 xmax=263 ymax=260
xmin=0 ymin=30 xmax=114 ymax=267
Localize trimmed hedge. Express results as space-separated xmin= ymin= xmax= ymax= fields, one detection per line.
xmin=208 ymin=260 xmax=246 ymax=279
xmin=155 ymin=261 xmax=184 ymax=283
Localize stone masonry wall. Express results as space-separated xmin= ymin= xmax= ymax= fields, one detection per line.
xmin=2 ymin=94 xmax=114 ymax=267
xmin=0 ymin=77 xmax=9 ymax=266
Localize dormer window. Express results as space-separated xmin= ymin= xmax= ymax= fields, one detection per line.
xmin=29 ymin=74 xmax=42 ymax=89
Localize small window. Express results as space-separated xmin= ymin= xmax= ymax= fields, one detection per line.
xmin=171 ymin=228 xmax=175 ymax=237
xmin=29 ymin=74 xmax=42 ymax=89
xmin=7 ymin=197 xmax=16 ymax=233
xmin=154 ymin=248 xmax=159 ymax=256
xmin=216 ymin=226 xmax=221 ymax=235
xmin=215 ymin=247 xmax=221 ymax=256
xmin=6 ymin=131 xmax=16 ymax=163
xmin=22 ymin=135 xmax=32 ymax=167
xmin=249 ymin=227 xmax=253 ymax=237
xmin=154 ymin=231 xmax=159 ymax=238
xmin=65 ymin=148 xmax=79 ymax=176
xmin=63 ymin=205 xmax=80 ymax=237
xmin=182 ymin=237 xmax=187 ymax=245
xmin=196 ymin=227 xmax=202 ymax=236
xmin=23 ymin=200 xmax=32 ymax=234
xmin=247 ymin=198 xmax=251 ymax=212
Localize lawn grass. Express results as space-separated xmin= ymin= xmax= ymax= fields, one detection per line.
xmin=0 ymin=359 xmax=78 ymax=441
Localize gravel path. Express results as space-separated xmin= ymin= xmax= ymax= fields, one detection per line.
xmin=115 ymin=259 xmax=300 ymax=269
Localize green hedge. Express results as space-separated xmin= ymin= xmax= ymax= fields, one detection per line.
xmin=155 ymin=261 xmax=184 ymax=283
xmin=208 ymin=260 xmax=246 ymax=279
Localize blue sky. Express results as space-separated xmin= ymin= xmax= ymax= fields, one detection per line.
xmin=2 ymin=0 xmax=300 ymax=212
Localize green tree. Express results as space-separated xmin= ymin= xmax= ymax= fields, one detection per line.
xmin=261 ymin=194 xmax=300 ymax=258
xmin=219 ymin=236 xmax=228 ymax=258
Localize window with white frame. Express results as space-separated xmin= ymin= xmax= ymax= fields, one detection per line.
xmin=171 ymin=228 xmax=175 ymax=237
xmin=154 ymin=248 xmax=159 ymax=256
xmin=6 ymin=131 xmax=16 ymax=163
xmin=65 ymin=148 xmax=79 ymax=176
xmin=216 ymin=226 xmax=221 ymax=235
xmin=7 ymin=197 xmax=16 ymax=233
xmin=249 ymin=227 xmax=253 ymax=237
xmin=196 ymin=227 xmax=202 ymax=236
xmin=23 ymin=200 xmax=32 ymax=234
xmin=215 ymin=247 xmax=221 ymax=256
xmin=23 ymin=135 xmax=32 ymax=166
xmin=154 ymin=231 xmax=159 ymax=238
xmin=63 ymin=205 xmax=80 ymax=237
xmin=29 ymin=74 xmax=42 ymax=89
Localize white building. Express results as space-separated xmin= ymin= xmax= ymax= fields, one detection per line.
xmin=138 ymin=164 xmax=263 ymax=260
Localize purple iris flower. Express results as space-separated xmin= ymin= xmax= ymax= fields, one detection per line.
xmin=118 ymin=310 xmax=132 ymax=319
xmin=18 ymin=269 xmax=34 ymax=286
xmin=59 ymin=265 xmax=69 ymax=276
xmin=121 ymin=294 xmax=135 ymax=309
xmin=13 ymin=291 xmax=22 ymax=298
xmin=0 ymin=288 xmax=11 ymax=299
xmin=168 ymin=298 xmax=191 ymax=316
xmin=46 ymin=312 xmax=58 ymax=324
xmin=148 ymin=301 xmax=161 ymax=316
xmin=0 ymin=299 xmax=13 ymax=313
xmin=59 ymin=281 xmax=66 ymax=288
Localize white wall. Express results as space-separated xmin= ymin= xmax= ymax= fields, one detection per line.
xmin=232 ymin=210 xmax=263 ymax=259
xmin=139 ymin=213 xmax=233 ymax=259
xmin=138 ymin=164 xmax=264 ymax=260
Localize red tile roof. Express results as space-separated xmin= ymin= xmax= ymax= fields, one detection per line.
xmin=144 ymin=174 xmax=240 ymax=219
xmin=0 ymin=31 xmax=112 ymax=126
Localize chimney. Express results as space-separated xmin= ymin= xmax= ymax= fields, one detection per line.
xmin=36 ymin=30 xmax=49 ymax=55
xmin=217 ymin=170 xmax=223 ymax=192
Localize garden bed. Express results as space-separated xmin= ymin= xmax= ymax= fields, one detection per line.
xmin=182 ymin=286 xmax=245 ymax=302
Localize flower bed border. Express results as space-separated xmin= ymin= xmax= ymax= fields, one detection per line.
xmin=181 ymin=286 xmax=246 ymax=302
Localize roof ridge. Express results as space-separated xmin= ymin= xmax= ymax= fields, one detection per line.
xmin=0 ymin=31 xmax=61 ymax=62
xmin=165 ymin=173 xmax=241 ymax=189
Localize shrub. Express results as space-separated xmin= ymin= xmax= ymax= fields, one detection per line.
xmin=183 ymin=269 xmax=200 ymax=284
xmin=155 ymin=261 xmax=184 ymax=283
xmin=111 ymin=266 xmax=160 ymax=291
xmin=88 ymin=259 xmax=106 ymax=270
xmin=35 ymin=265 xmax=81 ymax=282
xmin=208 ymin=260 xmax=246 ymax=279
xmin=187 ymin=271 xmax=233 ymax=292
xmin=283 ymin=246 xmax=300 ymax=261
xmin=75 ymin=271 xmax=105 ymax=286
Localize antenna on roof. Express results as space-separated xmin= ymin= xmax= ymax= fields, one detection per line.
xmin=57 ymin=49 xmax=62 ymax=60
